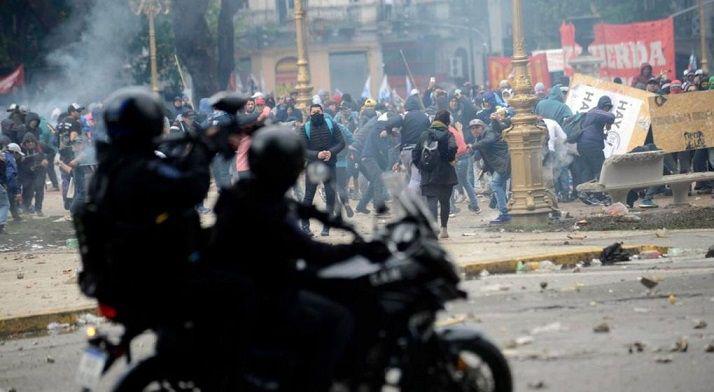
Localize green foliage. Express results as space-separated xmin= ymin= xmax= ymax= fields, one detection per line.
xmin=129 ymin=14 xmax=182 ymax=95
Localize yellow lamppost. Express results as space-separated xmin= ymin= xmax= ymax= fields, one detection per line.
xmin=294 ymin=0 xmax=313 ymax=112
xmin=502 ymin=0 xmax=553 ymax=224
xmin=699 ymin=0 xmax=709 ymax=73
xmin=129 ymin=0 xmax=171 ymax=93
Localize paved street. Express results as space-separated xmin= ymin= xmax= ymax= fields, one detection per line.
xmin=1 ymin=254 xmax=713 ymax=391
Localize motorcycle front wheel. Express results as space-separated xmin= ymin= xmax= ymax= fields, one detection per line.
xmin=439 ymin=335 xmax=513 ymax=392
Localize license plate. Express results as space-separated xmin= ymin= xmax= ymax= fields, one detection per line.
xmin=76 ymin=347 xmax=108 ymax=390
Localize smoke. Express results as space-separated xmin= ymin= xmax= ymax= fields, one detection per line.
xmin=29 ymin=0 xmax=141 ymax=117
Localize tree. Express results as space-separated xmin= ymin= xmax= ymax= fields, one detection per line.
xmin=171 ymin=0 xmax=241 ymax=102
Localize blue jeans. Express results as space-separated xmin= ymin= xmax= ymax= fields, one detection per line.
xmin=0 ymin=185 xmax=9 ymax=226
xmin=456 ymin=157 xmax=479 ymax=208
xmin=491 ymin=171 xmax=509 ymax=216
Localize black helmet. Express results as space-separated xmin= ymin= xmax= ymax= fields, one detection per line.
xmin=103 ymin=87 xmax=165 ymax=150
xmin=249 ymin=126 xmax=305 ymax=194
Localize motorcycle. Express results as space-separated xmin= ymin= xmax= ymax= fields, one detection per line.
xmin=76 ymin=166 xmax=511 ymax=391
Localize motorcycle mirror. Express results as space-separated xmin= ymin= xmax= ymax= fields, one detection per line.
xmin=208 ymin=92 xmax=247 ymax=114
xmin=306 ymin=161 xmax=330 ymax=183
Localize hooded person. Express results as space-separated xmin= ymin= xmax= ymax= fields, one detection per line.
xmin=476 ymin=91 xmax=499 ymax=125
xmin=631 ymin=63 xmax=654 ymax=88
xmin=412 ymin=110 xmax=458 ymax=238
xmin=534 ymin=85 xmax=573 ymax=126
xmin=399 ymin=94 xmax=431 ymax=192
xmin=574 ymin=96 xmax=616 ymax=203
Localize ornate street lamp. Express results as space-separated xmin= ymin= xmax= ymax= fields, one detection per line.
xmin=699 ymin=0 xmax=709 ymax=73
xmin=129 ymin=0 xmax=171 ymax=93
xmin=294 ymin=0 xmax=314 ymax=112
xmin=502 ymin=0 xmax=553 ymax=224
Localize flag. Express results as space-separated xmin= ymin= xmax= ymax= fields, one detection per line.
xmin=689 ymin=52 xmax=698 ymax=71
xmin=0 ymin=65 xmax=24 ymax=94
xmin=405 ymin=75 xmax=413 ymax=97
xmin=378 ymin=75 xmax=391 ymax=102
xmin=361 ymin=75 xmax=372 ymax=99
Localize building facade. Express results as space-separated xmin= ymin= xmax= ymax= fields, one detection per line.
xmin=236 ymin=0 xmax=490 ymax=99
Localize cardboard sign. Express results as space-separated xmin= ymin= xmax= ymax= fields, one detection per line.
xmin=649 ymin=91 xmax=714 ymax=152
xmin=565 ymin=74 xmax=654 ymax=157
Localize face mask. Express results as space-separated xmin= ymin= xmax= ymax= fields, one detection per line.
xmin=311 ymin=113 xmax=325 ymax=126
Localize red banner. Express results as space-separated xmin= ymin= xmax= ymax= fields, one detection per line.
xmin=561 ymin=18 xmax=676 ymax=85
xmin=487 ymin=54 xmax=551 ymax=91
xmin=0 ymin=65 xmax=24 ymax=94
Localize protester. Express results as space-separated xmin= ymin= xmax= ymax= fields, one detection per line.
xmin=18 ymin=133 xmax=48 ymax=216
xmin=413 ymin=110 xmax=457 ymax=238
xmin=631 ymin=63 xmax=654 ymax=88
xmin=3 ymin=142 xmax=23 ymax=222
xmin=300 ymin=104 xmax=346 ymax=236
xmin=575 ymin=96 xmax=616 ymax=205
xmin=468 ymin=115 xmax=511 ymax=224
xmin=535 ymin=85 xmax=573 ymax=126
xmin=399 ymin=93 xmax=430 ymax=194
xmin=451 ymin=117 xmax=480 ymax=213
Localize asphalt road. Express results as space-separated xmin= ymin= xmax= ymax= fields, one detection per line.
xmin=1 ymin=256 xmax=713 ymax=392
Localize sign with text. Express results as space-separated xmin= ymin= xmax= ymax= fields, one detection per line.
xmin=561 ymin=18 xmax=676 ymax=85
xmin=565 ymin=74 xmax=654 ymax=157
xmin=649 ymin=91 xmax=714 ymax=152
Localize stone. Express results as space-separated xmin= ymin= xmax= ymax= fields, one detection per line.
xmin=693 ymin=320 xmax=708 ymax=329
xmin=593 ymin=322 xmax=610 ymax=333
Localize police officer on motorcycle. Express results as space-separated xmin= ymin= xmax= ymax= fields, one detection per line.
xmin=78 ymin=87 xmax=211 ymax=321
xmin=210 ymin=126 xmax=387 ymax=391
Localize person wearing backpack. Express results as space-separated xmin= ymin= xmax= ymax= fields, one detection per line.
xmin=574 ymin=96 xmax=616 ymax=205
xmin=300 ymin=103 xmax=346 ymax=237
xmin=413 ymin=110 xmax=458 ymax=238
xmin=535 ymin=85 xmax=573 ymax=127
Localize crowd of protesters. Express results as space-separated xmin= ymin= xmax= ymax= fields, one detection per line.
xmin=3 ymin=64 xmax=712 ymax=235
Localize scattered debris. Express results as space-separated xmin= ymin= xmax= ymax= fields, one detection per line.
xmin=47 ymin=322 xmax=71 ymax=334
xmin=504 ymin=335 xmax=534 ymax=349
xmin=655 ymin=228 xmax=669 ymax=238
xmin=516 ymin=261 xmax=526 ymax=273
xmin=655 ymin=356 xmax=673 ymax=364
xmin=566 ymin=233 xmax=587 ymax=240
xmin=572 ymin=265 xmax=582 ymax=273
xmin=76 ymin=313 xmax=104 ymax=326
xmin=479 ymin=269 xmax=490 ymax=278
xmin=706 ymin=245 xmax=714 ymax=258
xmin=530 ymin=322 xmax=564 ymax=335
xmin=668 ymin=294 xmax=677 ymax=305
xmin=633 ymin=307 xmax=650 ymax=313
xmin=628 ymin=341 xmax=646 ymax=353
xmin=539 ymin=281 xmax=548 ymax=290
xmin=605 ymin=202 xmax=629 ymax=217
xmin=638 ymin=250 xmax=662 ymax=260
xmin=577 ymin=220 xmax=588 ymax=226
xmin=480 ymin=284 xmax=511 ymax=292
xmin=617 ymin=214 xmax=642 ymax=223
xmin=670 ymin=337 xmax=688 ymax=353
xmin=639 ymin=276 xmax=660 ymax=289
xmin=16 ymin=271 xmax=24 ymax=280
xmin=705 ymin=343 xmax=714 ymax=353
xmin=593 ymin=322 xmax=610 ymax=333
xmin=527 ymin=381 xmax=546 ymax=390
xmin=46 ymin=356 xmax=55 ymax=364
xmin=601 ymin=242 xmax=630 ymax=264
xmin=693 ymin=320 xmax=708 ymax=329
xmin=461 ymin=232 xmax=477 ymax=237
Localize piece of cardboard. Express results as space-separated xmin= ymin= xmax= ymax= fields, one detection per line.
xmin=649 ymin=90 xmax=714 ymax=152
xmin=565 ymin=74 xmax=654 ymax=157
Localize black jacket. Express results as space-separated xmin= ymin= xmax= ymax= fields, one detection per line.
xmin=86 ymin=144 xmax=211 ymax=305
xmin=301 ymin=118 xmax=345 ymax=166
xmin=210 ymin=177 xmax=357 ymax=294
xmin=401 ymin=95 xmax=430 ymax=147
xmin=472 ymin=120 xmax=510 ymax=175
xmin=413 ymin=121 xmax=458 ymax=187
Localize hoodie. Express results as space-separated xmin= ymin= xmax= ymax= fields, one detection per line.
xmin=578 ymin=96 xmax=616 ymax=150
xmin=412 ymin=121 xmax=458 ymax=188
xmin=401 ymin=95 xmax=430 ymax=147
xmin=534 ymin=85 xmax=573 ymax=126
xmin=476 ymin=91 xmax=498 ymax=124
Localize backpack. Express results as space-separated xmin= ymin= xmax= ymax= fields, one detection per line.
xmin=563 ymin=113 xmax=586 ymax=143
xmin=303 ymin=117 xmax=334 ymax=140
xmin=420 ymin=131 xmax=439 ymax=172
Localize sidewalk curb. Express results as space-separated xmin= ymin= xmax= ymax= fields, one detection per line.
xmin=459 ymin=244 xmax=669 ymax=277
xmin=0 ymin=306 xmax=97 ymax=337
